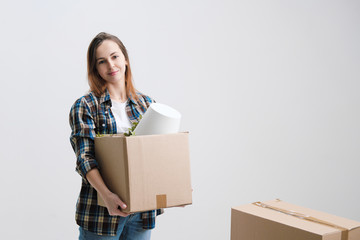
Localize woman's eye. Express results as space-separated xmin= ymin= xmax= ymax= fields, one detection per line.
xmin=113 ymin=55 xmax=119 ymax=59
xmin=98 ymin=60 xmax=104 ymax=64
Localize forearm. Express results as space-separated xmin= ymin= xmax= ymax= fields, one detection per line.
xmin=86 ymin=168 xmax=112 ymax=199
xmin=86 ymin=168 xmax=129 ymax=216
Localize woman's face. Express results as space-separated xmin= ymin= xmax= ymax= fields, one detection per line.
xmin=95 ymin=40 xmax=127 ymax=84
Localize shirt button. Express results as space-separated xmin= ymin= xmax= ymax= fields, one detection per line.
xmin=105 ymin=111 xmax=108 ymax=114
xmin=102 ymin=124 xmax=105 ymax=127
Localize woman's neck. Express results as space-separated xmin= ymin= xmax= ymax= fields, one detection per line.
xmin=107 ymin=80 xmax=127 ymax=103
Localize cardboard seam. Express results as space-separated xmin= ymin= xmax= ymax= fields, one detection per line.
xmin=123 ymin=138 xmax=130 ymax=213
xmin=253 ymin=201 xmax=349 ymax=240
xmin=235 ymin=209 xmax=325 ymax=239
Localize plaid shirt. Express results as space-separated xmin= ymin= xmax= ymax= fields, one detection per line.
xmin=69 ymin=89 xmax=163 ymax=236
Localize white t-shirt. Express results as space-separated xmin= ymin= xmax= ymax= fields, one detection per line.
xmin=111 ymin=100 xmax=132 ymax=134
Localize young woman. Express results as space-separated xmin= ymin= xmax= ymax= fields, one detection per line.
xmin=69 ymin=32 xmax=162 ymax=240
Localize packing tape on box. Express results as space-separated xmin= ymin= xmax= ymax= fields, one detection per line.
xmin=156 ymin=194 xmax=167 ymax=209
xmin=253 ymin=201 xmax=349 ymax=240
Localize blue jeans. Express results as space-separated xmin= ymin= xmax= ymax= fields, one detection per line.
xmin=79 ymin=213 xmax=151 ymax=240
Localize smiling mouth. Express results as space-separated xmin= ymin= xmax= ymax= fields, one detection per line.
xmin=108 ymin=70 xmax=119 ymax=76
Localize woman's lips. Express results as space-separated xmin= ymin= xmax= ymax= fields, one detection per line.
xmin=109 ymin=70 xmax=119 ymax=76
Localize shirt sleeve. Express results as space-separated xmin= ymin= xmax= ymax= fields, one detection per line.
xmin=140 ymin=93 xmax=156 ymax=108
xmin=69 ymin=97 xmax=99 ymax=183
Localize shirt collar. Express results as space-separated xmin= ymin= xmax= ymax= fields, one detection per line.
xmin=99 ymin=88 xmax=138 ymax=105
xmin=128 ymin=93 xmax=138 ymax=105
xmin=99 ymin=88 xmax=111 ymax=105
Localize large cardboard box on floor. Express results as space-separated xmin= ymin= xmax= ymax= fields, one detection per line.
xmin=231 ymin=199 xmax=360 ymax=240
xmin=94 ymin=132 xmax=192 ymax=213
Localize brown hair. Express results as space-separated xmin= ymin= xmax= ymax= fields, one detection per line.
xmin=87 ymin=32 xmax=138 ymax=101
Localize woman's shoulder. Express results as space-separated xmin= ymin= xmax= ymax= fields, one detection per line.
xmin=129 ymin=91 xmax=155 ymax=111
xmin=70 ymin=91 xmax=99 ymax=111
xmin=134 ymin=91 xmax=156 ymax=104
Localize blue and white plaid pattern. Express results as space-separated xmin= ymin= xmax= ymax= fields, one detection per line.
xmin=69 ymin=89 xmax=163 ymax=236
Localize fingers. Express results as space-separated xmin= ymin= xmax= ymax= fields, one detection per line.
xmin=111 ymin=200 xmax=130 ymax=217
xmin=107 ymin=204 xmax=130 ymax=217
xmin=103 ymin=192 xmax=130 ymax=217
xmin=110 ymin=208 xmax=130 ymax=217
xmin=116 ymin=199 xmax=127 ymax=210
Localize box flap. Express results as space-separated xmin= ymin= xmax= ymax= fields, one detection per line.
xmin=233 ymin=199 xmax=360 ymax=236
xmin=263 ymin=200 xmax=360 ymax=231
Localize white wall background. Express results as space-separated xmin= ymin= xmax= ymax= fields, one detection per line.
xmin=0 ymin=0 xmax=359 ymax=239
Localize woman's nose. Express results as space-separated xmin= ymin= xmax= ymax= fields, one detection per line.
xmin=108 ymin=60 xmax=115 ymax=69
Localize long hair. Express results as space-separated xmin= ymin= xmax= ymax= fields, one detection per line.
xmin=87 ymin=32 xmax=138 ymax=101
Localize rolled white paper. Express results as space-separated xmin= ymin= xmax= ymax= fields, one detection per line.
xmin=134 ymin=103 xmax=181 ymax=135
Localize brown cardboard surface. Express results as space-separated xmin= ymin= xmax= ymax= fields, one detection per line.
xmin=95 ymin=132 xmax=192 ymax=213
xmin=95 ymin=135 xmax=130 ymax=209
xmin=231 ymin=199 xmax=360 ymax=240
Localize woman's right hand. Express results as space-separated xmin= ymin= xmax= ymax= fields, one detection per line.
xmin=85 ymin=168 xmax=130 ymax=217
xmin=102 ymin=192 xmax=130 ymax=217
